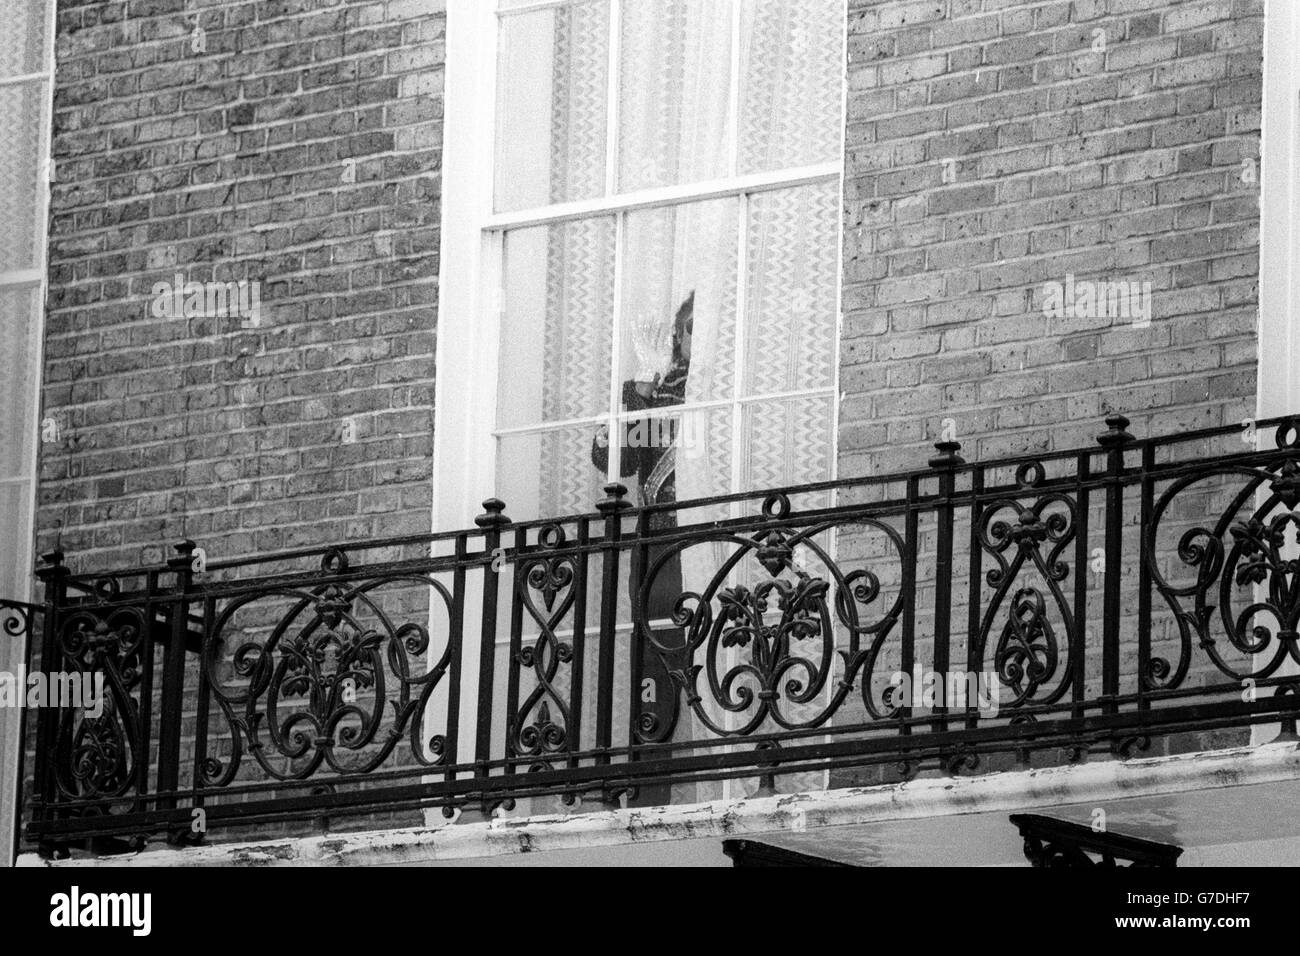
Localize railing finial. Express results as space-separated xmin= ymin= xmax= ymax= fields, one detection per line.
xmin=475 ymin=498 xmax=510 ymax=529
xmin=35 ymin=549 xmax=66 ymax=581
xmin=168 ymin=539 xmax=201 ymax=581
xmin=1096 ymin=414 xmax=1135 ymax=448
xmin=928 ymin=440 xmax=964 ymax=469
xmin=595 ymin=482 xmax=631 ymax=514
xmin=168 ymin=539 xmax=197 ymax=565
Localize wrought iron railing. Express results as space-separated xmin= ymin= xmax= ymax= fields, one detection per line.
xmin=13 ymin=413 xmax=1300 ymax=851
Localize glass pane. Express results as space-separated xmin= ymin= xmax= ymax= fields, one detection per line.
xmin=611 ymin=404 xmax=732 ymax=509
xmin=0 ymin=0 xmax=46 ymax=78
xmin=0 ymin=482 xmax=33 ymax=598
xmin=618 ymin=0 xmax=732 ymax=192
xmin=738 ymin=0 xmax=843 ymax=174
xmin=498 ymin=217 xmax=615 ymax=429
xmin=619 ymin=198 xmax=737 ymax=409
xmin=740 ymin=394 xmax=834 ymax=493
xmin=743 ymin=182 xmax=839 ymax=396
xmin=495 ymin=1 xmax=609 ymax=212
xmin=0 ymin=81 xmax=44 ymax=270
xmin=0 ymin=285 xmax=40 ymax=478
xmin=497 ymin=424 xmax=610 ymax=521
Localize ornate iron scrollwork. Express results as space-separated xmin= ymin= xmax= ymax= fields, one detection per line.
xmin=512 ymin=524 xmax=576 ymax=770
xmin=974 ymin=463 xmax=1077 ymax=710
xmin=18 ymin=415 xmax=1300 ymax=848
xmin=1146 ymin=425 xmax=1300 ymax=688
xmin=51 ymin=605 xmax=147 ymax=806
xmin=636 ymin=492 xmax=906 ymax=739
xmin=202 ymin=563 xmax=452 ymax=786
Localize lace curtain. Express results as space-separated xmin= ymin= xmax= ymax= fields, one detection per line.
xmin=496 ymin=0 xmax=842 ymax=801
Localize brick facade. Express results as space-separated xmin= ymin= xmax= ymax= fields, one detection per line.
xmin=839 ymin=0 xmax=1262 ymax=476
xmin=37 ymin=0 xmax=445 ymax=575
xmin=35 ymin=0 xmax=1266 ymax=591
xmin=22 ymin=0 xmax=1272 ymax=832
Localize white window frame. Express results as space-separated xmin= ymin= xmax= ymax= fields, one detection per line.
xmin=1255 ymin=0 xmax=1300 ymax=745
xmin=0 ymin=0 xmax=57 ymax=869
xmin=433 ymin=0 xmax=847 ymax=534
xmin=1260 ymin=0 xmax=1300 ymax=422
xmin=432 ymin=0 xmax=848 ymax=806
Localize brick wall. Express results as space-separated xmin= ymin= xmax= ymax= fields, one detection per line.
xmin=840 ymin=0 xmax=1262 ymax=475
xmin=37 ymin=0 xmax=445 ymax=575
xmin=827 ymin=0 xmax=1266 ymax=790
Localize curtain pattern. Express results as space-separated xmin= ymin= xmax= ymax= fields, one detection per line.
xmin=739 ymin=0 xmax=843 ymax=174
xmin=539 ymin=3 xmax=617 ymax=516
xmin=0 ymin=83 xmax=43 ymax=270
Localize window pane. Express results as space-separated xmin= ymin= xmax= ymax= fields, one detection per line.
xmin=615 ymin=405 xmax=733 ymax=509
xmin=498 ymin=218 xmax=615 ymax=429
xmin=740 ymin=395 xmax=834 ymax=493
xmin=0 ymin=0 xmax=46 ymax=77
xmin=0 ymin=82 xmax=45 ymax=270
xmin=495 ymin=2 xmax=609 ymax=212
xmin=0 ymin=285 xmax=40 ymax=478
xmin=618 ymin=0 xmax=732 ymax=192
xmin=738 ymin=0 xmax=843 ymax=174
xmin=0 ymin=483 xmax=32 ymax=598
xmin=619 ymin=198 xmax=737 ymax=408
xmin=497 ymin=424 xmax=609 ymax=521
xmin=743 ymin=182 xmax=839 ymax=396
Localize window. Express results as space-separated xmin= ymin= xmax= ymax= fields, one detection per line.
xmin=0 ymin=0 xmax=53 ymax=870
xmin=0 ymin=0 xmax=51 ymax=600
xmin=436 ymin=0 xmax=846 ymax=528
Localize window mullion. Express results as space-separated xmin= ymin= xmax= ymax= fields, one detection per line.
xmin=729 ymin=190 xmax=749 ymax=500
xmin=483 ymin=163 xmax=839 ymax=231
xmin=608 ymin=209 xmax=626 ymax=488
xmin=725 ymin=0 xmax=742 ymax=179
xmin=604 ymin=0 xmax=621 ymax=199
xmin=605 ymin=0 xmax=623 ymax=493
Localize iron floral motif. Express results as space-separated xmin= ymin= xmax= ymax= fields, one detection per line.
xmin=202 ymin=561 xmax=452 ymax=786
xmin=1147 ymin=429 xmax=1300 ymax=687
xmin=637 ymin=493 xmax=906 ymax=738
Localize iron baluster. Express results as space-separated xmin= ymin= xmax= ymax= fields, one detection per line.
xmin=594 ymin=483 xmax=629 ymax=777
xmin=473 ymin=499 xmax=510 ymax=780
xmin=158 ymin=540 xmax=196 ymax=838
xmin=1097 ymin=415 xmax=1134 ymax=719
xmin=928 ymin=440 xmax=964 ymax=739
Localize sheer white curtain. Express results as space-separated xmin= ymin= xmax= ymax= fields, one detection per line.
xmin=620 ymin=0 xmax=733 ymax=457
xmin=501 ymin=0 xmax=842 ymax=802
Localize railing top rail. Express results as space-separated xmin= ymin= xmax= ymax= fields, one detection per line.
xmin=20 ymin=412 xmax=1300 ymax=592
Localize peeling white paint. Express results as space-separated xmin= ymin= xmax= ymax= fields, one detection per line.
xmin=18 ymin=742 xmax=1300 ymax=867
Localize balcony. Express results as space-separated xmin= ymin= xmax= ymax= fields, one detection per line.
xmin=8 ymin=413 xmax=1300 ymax=855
